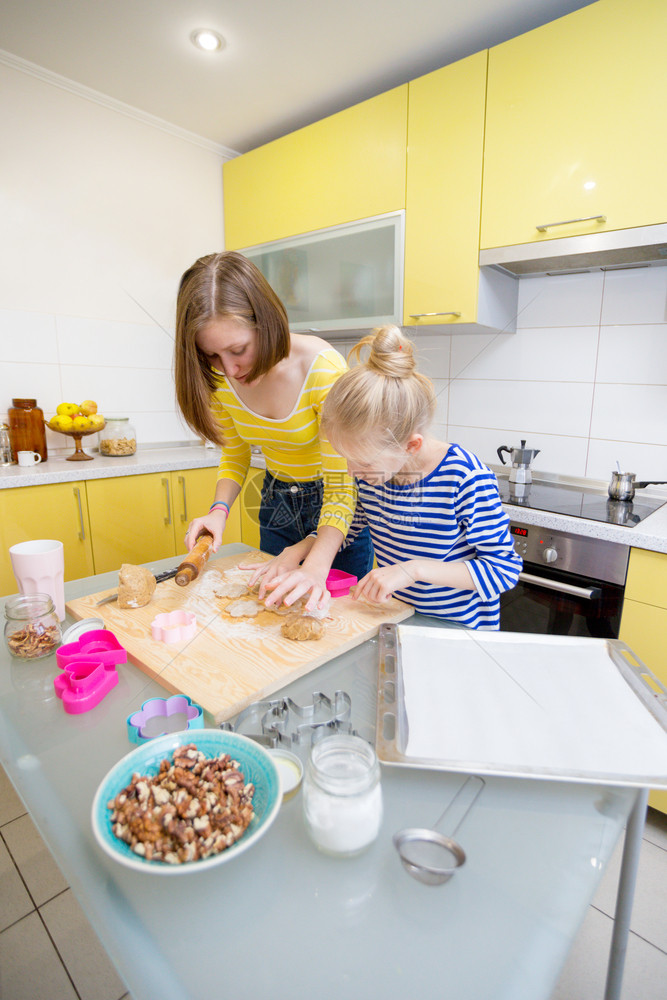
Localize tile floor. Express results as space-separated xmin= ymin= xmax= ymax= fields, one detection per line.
xmin=1 ymin=761 xmax=666 ymax=1000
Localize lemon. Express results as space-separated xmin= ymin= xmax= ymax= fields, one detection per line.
xmin=72 ymin=415 xmax=91 ymax=431
xmin=79 ymin=400 xmax=98 ymax=416
xmin=51 ymin=414 xmax=74 ymax=432
xmin=56 ymin=402 xmax=79 ymax=417
xmin=88 ymin=413 xmax=105 ymax=430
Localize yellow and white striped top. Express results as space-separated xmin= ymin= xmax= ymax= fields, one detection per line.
xmin=211 ymin=348 xmax=356 ymax=537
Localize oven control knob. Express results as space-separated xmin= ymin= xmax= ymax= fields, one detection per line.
xmin=543 ymin=546 xmax=558 ymax=564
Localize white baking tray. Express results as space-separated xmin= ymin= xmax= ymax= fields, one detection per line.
xmin=375 ymin=624 xmax=667 ymax=788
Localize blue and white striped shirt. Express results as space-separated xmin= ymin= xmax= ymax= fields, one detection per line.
xmin=348 ymin=443 xmax=522 ymax=630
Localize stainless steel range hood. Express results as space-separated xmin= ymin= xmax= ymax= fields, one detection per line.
xmin=479 ymin=222 xmax=667 ymax=277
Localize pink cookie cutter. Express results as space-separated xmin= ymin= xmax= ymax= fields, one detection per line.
xmin=56 ymin=629 xmax=127 ymax=670
xmin=54 ymin=659 xmax=119 ymax=714
xmin=151 ymin=610 xmax=197 ymax=644
xmin=326 ymin=569 xmax=358 ymax=597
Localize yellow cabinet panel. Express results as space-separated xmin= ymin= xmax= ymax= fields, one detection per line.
xmin=625 ymin=548 xmax=667 ymax=608
xmin=619 ymin=595 xmax=667 ymax=814
xmin=239 ymin=469 xmax=263 ymax=549
xmin=404 ymin=51 xmax=488 ymax=326
xmin=223 ymin=87 xmax=407 ymax=248
xmin=171 ymin=467 xmax=243 ymax=548
xmin=0 ymin=483 xmax=94 ymax=596
xmin=86 ymin=473 xmax=177 ymax=574
xmin=481 ymin=0 xmax=667 ymax=249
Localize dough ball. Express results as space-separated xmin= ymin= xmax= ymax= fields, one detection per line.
xmin=226 ymin=598 xmax=263 ymax=618
xmin=280 ymin=615 xmax=325 ymax=641
xmin=117 ymin=564 xmax=156 ymax=609
xmin=214 ymin=580 xmax=249 ymax=599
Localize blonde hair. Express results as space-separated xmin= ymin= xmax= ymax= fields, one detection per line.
xmin=321 ymin=325 xmax=436 ymax=448
xmin=174 ymin=251 xmax=290 ymax=445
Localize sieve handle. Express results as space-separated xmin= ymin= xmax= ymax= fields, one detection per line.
xmin=433 ymin=775 xmax=485 ymax=839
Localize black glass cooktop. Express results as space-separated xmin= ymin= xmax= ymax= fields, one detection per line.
xmin=497 ymin=479 xmax=665 ymax=527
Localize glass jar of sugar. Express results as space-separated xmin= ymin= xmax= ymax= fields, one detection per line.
xmin=303 ymin=734 xmax=383 ymax=856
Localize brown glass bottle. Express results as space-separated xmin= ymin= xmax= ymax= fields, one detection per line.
xmin=8 ymin=398 xmax=48 ymax=463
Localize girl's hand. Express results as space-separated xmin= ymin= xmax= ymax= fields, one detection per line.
xmin=353 ymin=563 xmax=416 ymax=604
xmin=239 ymin=545 xmax=304 ymax=594
xmin=262 ymin=568 xmax=330 ymax=612
xmin=185 ymin=508 xmax=227 ymax=552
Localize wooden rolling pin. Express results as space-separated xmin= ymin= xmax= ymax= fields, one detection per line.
xmin=175 ymin=532 xmax=215 ymax=586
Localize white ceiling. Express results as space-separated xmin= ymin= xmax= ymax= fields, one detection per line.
xmin=0 ymin=0 xmax=594 ymax=154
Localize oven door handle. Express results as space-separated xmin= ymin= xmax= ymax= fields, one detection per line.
xmin=518 ymin=572 xmax=602 ymax=601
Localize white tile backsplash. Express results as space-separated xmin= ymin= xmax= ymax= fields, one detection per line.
xmin=3 ymin=266 xmax=666 ymax=466
xmin=600 ymin=266 xmax=667 ymax=325
xmin=516 ymin=271 xmax=605 ymax=328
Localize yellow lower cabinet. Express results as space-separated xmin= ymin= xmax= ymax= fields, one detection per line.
xmin=620 ymin=594 xmax=667 ymax=815
xmin=168 ymin=467 xmax=244 ymax=548
xmin=0 ymin=482 xmax=94 ymax=596
xmin=86 ymin=473 xmax=177 ymax=574
xmin=239 ymin=469 xmax=263 ymax=549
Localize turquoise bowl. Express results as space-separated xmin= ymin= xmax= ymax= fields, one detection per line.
xmin=92 ymin=729 xmax=281 ymax=874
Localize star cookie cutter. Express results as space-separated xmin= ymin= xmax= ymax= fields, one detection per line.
xmin=126 ymin=695 xmax=204 ymax=744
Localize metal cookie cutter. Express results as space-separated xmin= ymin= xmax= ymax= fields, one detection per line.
xmin=220 ymin=691 xmax=357 ymax=747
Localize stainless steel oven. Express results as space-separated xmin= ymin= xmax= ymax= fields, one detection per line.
xmin=500 ymin=521 xmax=630 ymax=638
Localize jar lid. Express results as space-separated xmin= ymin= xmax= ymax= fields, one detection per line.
xmin=61 ymin=618 xmax=106 ymax=643
xmin=268 ymin=748 xmax=303 ymax=801
xmin=12 ymin=398 xmax=37 ymax=407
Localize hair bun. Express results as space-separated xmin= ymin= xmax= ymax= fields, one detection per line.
xmin=355 ymin=325 xmax=416 ymax=378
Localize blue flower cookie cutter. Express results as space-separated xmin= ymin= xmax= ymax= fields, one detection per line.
xmin=126 ymin=695 xmax=205 ymax=745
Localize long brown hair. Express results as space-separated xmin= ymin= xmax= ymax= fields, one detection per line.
xmin=174 ymin=251 xmax=290 ymax=444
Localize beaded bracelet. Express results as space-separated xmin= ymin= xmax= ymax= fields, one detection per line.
xmin=209 ymin=500 xmax=230 ymax=515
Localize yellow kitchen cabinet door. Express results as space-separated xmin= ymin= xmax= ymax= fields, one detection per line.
xmin=223 ymin=86 xmax=408 ymax=249
xmin=404 ymin=51 xmax=488 ymax=327
xmin=0 ymin=483 xmax=94 ymax=596
xmin=619 ymin=596 xmax=667 ymax=814
xmin=239 ymin=469 xmax=263 ymax=549
xmin=168 ymin=467 xmax=243 ymax=548
xmin=481 ymin=0 xmax=667 ymax=249
xmin=86 ymin=473 xmax=177 ymax=574
xmin=624 ymin=548 xmax=667 ymax=608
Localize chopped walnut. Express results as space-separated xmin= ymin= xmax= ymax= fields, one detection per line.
xmin=107 ymin=744 xmax=255 ymax=864
xmin=7 ymin=623 xmax=60 ymax=659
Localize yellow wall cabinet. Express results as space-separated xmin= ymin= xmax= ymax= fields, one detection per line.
xmin=223 ymin=86 xmax=408 ymax=250
xmin=0 ymin=482 xmax=94 ymax=597
xmin=481 ymin=0 xmax=667 ymax=250
xmin=404 ymin=51 xmax=518 ymax=332
xmin=619 ymin=548 xmax=667 ymax=814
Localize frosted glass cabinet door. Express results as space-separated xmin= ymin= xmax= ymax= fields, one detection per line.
xmin=242 ymin=212 xmax=404 ymax=334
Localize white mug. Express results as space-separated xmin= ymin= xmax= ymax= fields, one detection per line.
xmin=17 ymin=450 xmax=42 ymax=467
xmin=9 ymin=539 xmax=65 ymax=621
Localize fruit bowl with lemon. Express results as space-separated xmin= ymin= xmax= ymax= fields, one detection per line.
xmin=47 ymin=401 xmax=106 ymax=461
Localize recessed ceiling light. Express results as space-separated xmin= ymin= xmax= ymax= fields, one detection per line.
xmin=190 ymin=28 xmax=225 ymax=52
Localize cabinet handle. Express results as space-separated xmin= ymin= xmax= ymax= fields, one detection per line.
xmin=409 ymin=311 xmax=461 ymax=319
xmin=179 ymin=475 xmax=187 ymax=522
xmin=162 ymin=477 xmax=172 ymax=525
xmin=535 ymin=215 xmax=606 ymax=233
xmin=73 ymin=487 xmax=86 ymax=541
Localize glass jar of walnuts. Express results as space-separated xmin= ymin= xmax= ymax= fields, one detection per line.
xmin=4 ymin=593 xmax=62 ymax=659
xmin=99 ymin=417 xmax=137 ymax=456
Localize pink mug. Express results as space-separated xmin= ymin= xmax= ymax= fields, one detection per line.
xmin=9 ymin=539 xmax=65 ymax=621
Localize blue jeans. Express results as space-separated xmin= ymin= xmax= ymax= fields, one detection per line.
xmin=255 ymin=472 xmax=374 ymax=579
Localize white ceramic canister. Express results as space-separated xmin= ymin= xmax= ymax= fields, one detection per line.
xmin=303 ymin=734 xmax=383 ymax=856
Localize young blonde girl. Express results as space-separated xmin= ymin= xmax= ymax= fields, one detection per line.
xmin=320 ymin=325 xmax=522 ymax=629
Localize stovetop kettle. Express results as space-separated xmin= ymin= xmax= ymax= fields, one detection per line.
xmin=497 ymin=439 xmax=541 ymax=484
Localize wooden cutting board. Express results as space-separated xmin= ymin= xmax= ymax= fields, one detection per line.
xmin=66 ymin=552 xmax=413 ymax=724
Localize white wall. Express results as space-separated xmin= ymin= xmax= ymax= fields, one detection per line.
xmin=335 ymin=265 xmax=667 ymax=482
xmin=0 ymin=62 xmax=226 ymax=448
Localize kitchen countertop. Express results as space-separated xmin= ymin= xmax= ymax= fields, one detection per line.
xmin=2 ymin=445 xmax=666 ymax=554
xmin=0 ymin=548 xmax=644 ymax=1000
